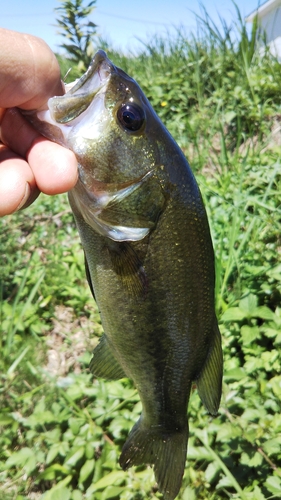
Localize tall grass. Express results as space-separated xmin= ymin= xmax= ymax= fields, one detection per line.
xmin=106 ymin=4 xmax=281 ymax=169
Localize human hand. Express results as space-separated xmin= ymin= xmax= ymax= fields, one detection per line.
xmin=0 ymin=28 xmax=78 ymax=216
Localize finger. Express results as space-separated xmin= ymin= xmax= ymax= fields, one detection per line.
xmin=0 ymin=108 xmax=78 ymax=194
xmin=0 ymin=107 xmax=39 ymax=158
xmin=0 ymin=144 xmax=39 ymax=216
xmin=27 ymin=137 xmax=78 ymax=195
xmin=0 ymin=28 xmax=64 ymax=110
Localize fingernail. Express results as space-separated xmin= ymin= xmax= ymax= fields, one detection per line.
xmin=16 ymin=182 xmax=31 ymax=211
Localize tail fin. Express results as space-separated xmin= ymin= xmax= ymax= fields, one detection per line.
xmin=119 ymin=417 xmax=188 ymax=500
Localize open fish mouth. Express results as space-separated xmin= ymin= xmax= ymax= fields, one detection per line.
xmin=37 ymin=50 xmax=114 ymax=126
xmin=63 ymin=50 xmax=114 ymax=106
xmin=50 ymin=50 xmax=113 ymax=124
xmin=25 ymin=50 xmax=118 ymax=147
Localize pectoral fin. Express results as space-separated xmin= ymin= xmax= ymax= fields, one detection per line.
xmin=196 ymin=321 xmax=223 ymax=415
xmin=90 ymin=334 xmax=126 ymax=380
xmin=108 ymin=241 xmax=148 ymax=297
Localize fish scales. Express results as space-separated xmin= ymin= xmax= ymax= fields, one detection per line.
xmin=23 ymin=50 xmax=223 ymax=500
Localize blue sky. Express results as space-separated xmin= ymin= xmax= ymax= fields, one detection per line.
xmin=1 ymin=0 xmax=261 ymax=54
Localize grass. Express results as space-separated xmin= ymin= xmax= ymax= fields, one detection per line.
xmin=1 ymin=4 xmax=281 ymax=500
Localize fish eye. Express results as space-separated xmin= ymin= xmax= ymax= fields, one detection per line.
xmin=117 ymin=103 xmax=145 ymax=132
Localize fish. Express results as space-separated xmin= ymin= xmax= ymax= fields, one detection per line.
xmin=24 ymin=50 xmax=223 ymax=500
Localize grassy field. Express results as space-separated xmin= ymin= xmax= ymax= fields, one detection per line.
xmin=1 ymin=7 xmax=281 ymax=500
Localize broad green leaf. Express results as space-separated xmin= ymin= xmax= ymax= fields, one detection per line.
xmin=241 ymin=450 xmax=263 ymax=468
xmin=100 ymin=486 xmax=125 ymax=499
xmin=65 ymin=446 xmax=85 ymax=467
xmin=263 ymin=326 xmax=281 ymax=339
xmin=46 ymin=443 xmax=63 ymax=464
xmin=254 ymin=306 xmax=275 ymax=320
xmin=224 ymin=367 xmax=247 ymax=381
xmin=38 ymin=465 xmax=57 ymax=481
xmin=41 ymin=475 xmax=72 ymax=500
xmin=85 ymin=443 xmax=95 ymax=460
xmin=249 ymin=485 xmax=266 ymax=500
xmin=239 ymin=294 xmax=257 ymax=316
xmin=270 ymin=376 xmax=281 ymax=398
xmin=72 ymin=490 xmax=83 ymax=500
xmin=6 ymin=447 xmax=33 ymax=467
xmin=186 ymin=444 xmax=212 ymax=461
xmin=216 ymin=423 xmax=242 ymax=442
xmin=0 ymin=414 xmax=14 ymax=425
xmin=240 ymin=325 xmax=259 ymax=345
xmin=26 ymin=410 xmax=57 ymax=427
xmin=261 ymin=350 xmax=280 ymax=371
xmin=24 ymin=455 xmax=37 ymax=475
xmin=248 ymin=452 xmax=263 ymax=467
xmin=216 ymin=474 xmax=235 ymax=489
xmin=221 ymin=307 xmax=246 ymax=321
xmin=44 ymin=428 xmax=61 ymax=444
xmin=69 ymin=417 xmax=82 ymax=435
xmin=263 ymin=437 xmax=281 ymax=456
xmin=264 ymin=475 xmax=281 ymax=495
xmin=242 ymin=408 xmax=264 ymax=421
xmin=182 ymin=487 xmax=197 ymax=500
xmin=41 ymin=486 xmax=71 ymax=500
xmin=204 ymin=461 xmax=220 ymax=483
xmin=266 ymin=264 xmax=281 ymax=281
xmin=87 ymin=471 xmax=126 ymax=493
xmin=79 ymin=459 xmax=95 ymax=483
xmin=39 ymin=463 xmax=71 ymax=478
xmin=224 ymin=110 xmax=236 ymax=123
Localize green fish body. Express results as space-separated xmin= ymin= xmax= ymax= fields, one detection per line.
xmin=25 ymin=51 xmax=223 ymax=500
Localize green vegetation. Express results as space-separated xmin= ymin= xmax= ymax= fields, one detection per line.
xmin=56 ymin=0 xmax=98 ymax=71
xmin=1 ymin=3 xmax=281 ymax=499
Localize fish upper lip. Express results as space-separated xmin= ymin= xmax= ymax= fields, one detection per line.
xmin=66 ymin=50 xmax=114 ymax=97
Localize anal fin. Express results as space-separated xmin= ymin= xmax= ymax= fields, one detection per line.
xmin=196 ymin=320 xmax=223 ymax=415
xmin=90 ymin=335 xmax=126 ymax=380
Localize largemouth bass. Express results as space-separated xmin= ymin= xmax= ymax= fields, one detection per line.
xmin=25 ymin=50 xmax=223 ymax=500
